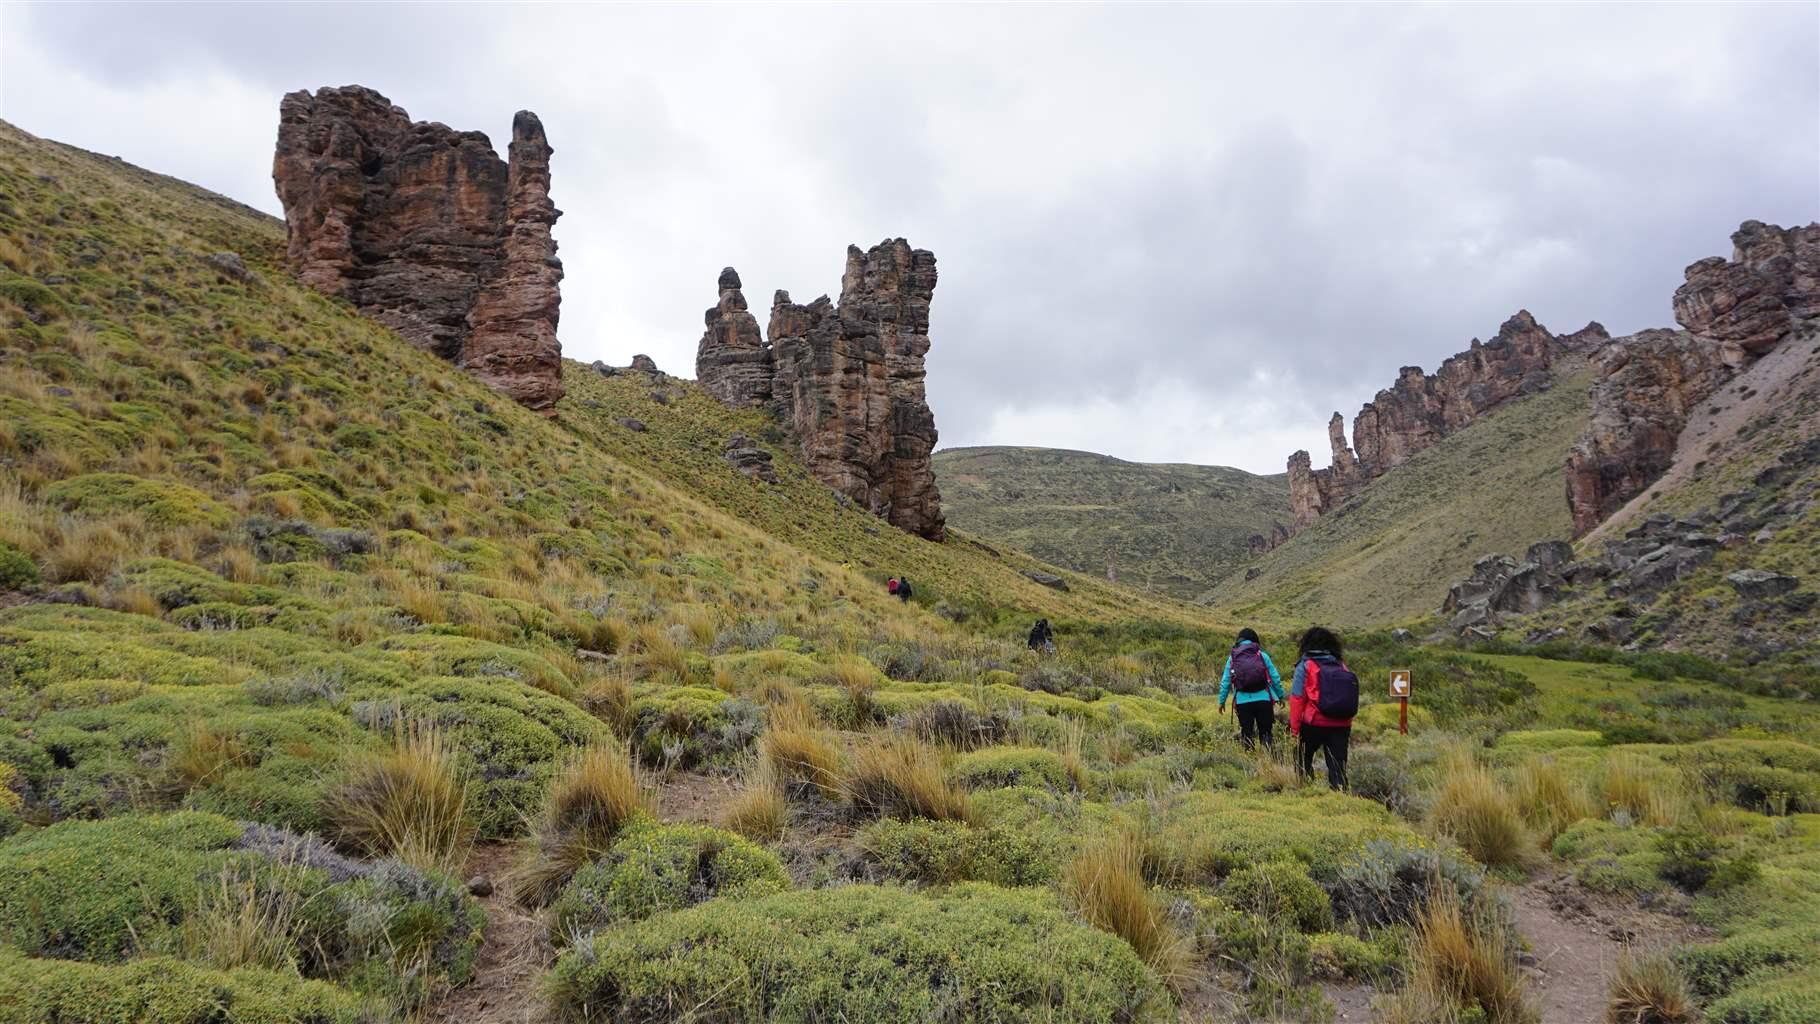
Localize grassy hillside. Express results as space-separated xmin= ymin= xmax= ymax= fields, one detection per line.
xmin=1 ymin=119 xmax=1817 ymax=1024
xmin=1209 ymin=362 xmax=1595 ymax=628
xmin=933 ymin=446 xmax=1290 ymax=600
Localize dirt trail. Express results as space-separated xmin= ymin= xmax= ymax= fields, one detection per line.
xmin=1512 ymin=874 xmax=1699 ymax=1024
xmin=423 ymin=844 xmax=552 ymax=1024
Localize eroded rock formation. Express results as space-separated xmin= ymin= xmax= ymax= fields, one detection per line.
xmin=696 ymin=241 xmax=946 ymax=541
xmin=1288 ymin=312 xmax=1591 ymax=529
xmin=273 ymin=85 xmax=564 ymax=412
xmin=695 ymin=268 xmax=771 ymax=407
xmin=1566 ymin=221 xmax=1819 ymax=535
xmin=1673 ymin=220 xmax=1820 ymax=359
xmin=1564 ymin=329 xmax=1734 ymax=535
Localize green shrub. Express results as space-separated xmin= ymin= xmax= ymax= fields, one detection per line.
xmin=0 ymin=542 xmax=38 ymax=590
xmin=1676 ymin=926 xmax=1818 ymax=1001
xmin=1309 ymin=929 xmax=1402 ymax=982
xmin=951 ymin=745 xmax=1075 ymax=791
xmin=546 ymin=884 xmax=1172 ymax=1023
xmin=856 ymin=817 xmax=1056 ymax=887
xmin=1219 ymin=860 xmax=1335 ymax=933
xmin=1551 ymin=820 xmax=1667 ymax=896
xmin=549 ymin=819 xmax=788 ymax=942
xmin=0 ymin=947 xmax=369 ymax=1024
xmin=41 ymin=473 xmax=230 ymax=528
xmin=1148 ymin=790 xmax=1416 ymax=883
xmin=1329 ymin=838 xmax=1489 ymax=929
xmin=1656 ymin=826 xmax=1760 ymax=894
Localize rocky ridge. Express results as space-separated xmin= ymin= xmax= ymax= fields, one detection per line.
xmin=1566 ymin=221 xmax=1820 ymax=535
xmin=1287 ymin=311 xmax=1601 ymax=529
xmin=272 ymin=85 xmax=564 ymax=413
xmin=696 ymin=240 xmax=945 ymax=541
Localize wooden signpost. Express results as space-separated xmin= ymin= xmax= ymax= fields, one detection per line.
xmin=1389 ymin=669 xmax=1412 ymax=734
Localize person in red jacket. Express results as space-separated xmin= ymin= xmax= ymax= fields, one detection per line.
xmin=1287 ymin=626 xmax=1358 ymax=790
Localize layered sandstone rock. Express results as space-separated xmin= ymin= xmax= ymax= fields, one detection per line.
xmin=694 ymin=268 xmax=771 ymax=407
xmin=1562 ymin=221 xmax=1819 ymax=536
xmin=273 ymin=85 xmax=563 ymax=412
xmin=1288 ymin=311 xmax=1585 ymax=529
xmin=769 ymin=241 xmax=945 ymax=540
xmin=1673 ymin=220 xmax=1820 ymax=357
xmin=695 ymin=242 xmax=946 ymax=541
xmin=1564 ymin=329 xmax=1732 ymax=535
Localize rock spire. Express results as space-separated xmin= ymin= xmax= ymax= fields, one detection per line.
xmin=273 ymin=85 xmax=564 ymax=413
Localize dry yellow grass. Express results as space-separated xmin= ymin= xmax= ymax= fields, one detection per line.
xmin=843 ymin=733 xmax=972 ymax=824
xmin=760 ymin=718 xmax=843 ymax=800
xmin=168 ymin=720 xmax=249 ymax=791
xmin=1397 ymin=884 xmax=1534 ymax=1024
xmin=1607 ymin=948 xmax=1698 ymax=1024
xmin=1429 ymin=751 xmax=1534 ymax=870
xmin=1513 ymin=757 xmax=1595 ymax=844
xmin=327 ymin=721 xmax=473 ymax=875
xmin=1062 ymin=833 xmax=1191 ymax=992
xmin=513 ymin=743 xmax=654 ymax=905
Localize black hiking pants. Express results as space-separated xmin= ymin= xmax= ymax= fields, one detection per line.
xmin=1297 ymin=724 xmax=1350 ymax=790
xmin=1235 ymin=701 xmax=1275 ymax=752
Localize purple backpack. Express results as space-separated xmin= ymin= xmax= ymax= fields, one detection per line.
xmin=1230 ymin=645 xmax=1270 ymax=693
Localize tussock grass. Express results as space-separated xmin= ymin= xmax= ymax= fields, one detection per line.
xmin=1607 ymin=948 xmax=1699 ymax=1024
xmin=513 ymin=743 xmax=653 ymax=905
xmin=327 ymin=721 xmax=472 ymax=874
xmin=169 ymin=867 xmax=303 ymax=973
xmin=1599 ymin=753 xmax=1688 ymax=827
xmin=1390 ymin=884 xmax=1534 ymax=1024
xmin=1062 ymin=833 xmax=1192 ymax=991
xmin=843 ymin=734 xmax=971 ymax=824
xmin=168 ymin=720 xmax=249 ymax=791
xmin=577 ymin=675 xmax=634 ymax=736
xmin=1513 ymin=757 xmax=1594 ymax=844
xmin=1429 ymin=751 xmax=1534 ymax=870
xmin=723 ymin=765 xmax=790 ymax=841
xmin=760 ymin=717 xmax=842 ymax=800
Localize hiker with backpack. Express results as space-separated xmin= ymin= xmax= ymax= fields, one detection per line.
xmin=887 ymin=577 xmax=900 ymax=598
xmin=1287 ymin=626 xmax=1358 ymax=790
xmin=896 ymin=575 xmax=913 ymax=603
xmin=1027 ymin=618 xmax=1057 ymax=655
xmin=1216 ymin=627 xmax=1284 ymax=751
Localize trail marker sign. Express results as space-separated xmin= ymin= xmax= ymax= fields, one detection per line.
xmin=1389 ymin=670 xmax=1411 ymax=734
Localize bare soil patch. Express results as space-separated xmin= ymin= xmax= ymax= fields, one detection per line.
xmin=1513 ymin=874 xmax=1703 ymax=1024
xmin=423 ymin=844 xmax=553 ymax=1024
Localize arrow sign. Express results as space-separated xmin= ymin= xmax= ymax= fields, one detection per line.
xmin=1389 ymin=670 xmax=1411 ymax=697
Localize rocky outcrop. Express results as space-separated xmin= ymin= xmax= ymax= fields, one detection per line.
xmin=1563 ymin=221 xmax=1820 ymax=537
xmin=1289 ymin=311 xmax=1590 ymax=529
xmin=695 ymin=268 xmax=772 ymax=407
xmin=1564 ymin=329 xmax=1732 ymax=535
xmin=1673 ymin=220 xmax=1820 ymax=358
xmin=273 ymin=85 xmax=563 ymax=413
xmin=695 ymin=240 xmax=946 ymax=541
xmin=1247 ymin=521 xmax=1291 ymax=555
xmin=723 ymin=433 xmax=778 ymax=483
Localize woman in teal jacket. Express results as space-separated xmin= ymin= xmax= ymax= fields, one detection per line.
xmin=1217 ymin=628 xmax=1285 ymax=751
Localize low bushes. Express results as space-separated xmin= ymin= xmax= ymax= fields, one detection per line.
xmin=951 ymin=745 xmax=1078 ymax=791
xmin=0 ymin=813 xmax=482 ymax=1014
xmin=549 ymin=819 xmax=788 ymax=942
xmin=1329 ymin=838 xmax=1489 ymax=930
xmin=856 ymin=817 xmax=1056 ymax=887
xmin=546 ymin=884 xmax=1172 ymax=1023
xmin=1219 ymin=860 xmax=1334 ymax=934
xmin=0 ymin=948 xmax=369 ymax=1024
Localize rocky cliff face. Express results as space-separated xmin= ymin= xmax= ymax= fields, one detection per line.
xmin=1565 ymin=221 xmax=1819 ymax=536
xmin=695 ymin=240 xmax=945 ymax=541
xmin=1287 ymin=311 xmax=1592 ymax=529
xmin=694 ymin=268 xmax=771 ymax=408
xmin=273 ymin=85 xmax=564 ymax=413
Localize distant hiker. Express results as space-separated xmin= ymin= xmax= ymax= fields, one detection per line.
xmin=1288 ymin=626 xmax=1358 ymax=790
xmin=887 ymin=577 xmax=900 ymax=597
xmin=1027 ymin=618 xmax=1056 ymax=654
xmin=896 ymin=576 xmax=913 ymax=603
xmin=1216 ymin=627 xmax=1284 ymax=752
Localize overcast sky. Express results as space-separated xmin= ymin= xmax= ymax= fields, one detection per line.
xmin=3 ymin=3 xmax=1816 ymax=474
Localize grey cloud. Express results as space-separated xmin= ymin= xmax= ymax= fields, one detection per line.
xmin=3 ymin=2 xmax=1814 ymax=473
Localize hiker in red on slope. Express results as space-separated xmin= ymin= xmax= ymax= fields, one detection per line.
xmin=887 ymin=577 xmax=900 ymax=597
xmin=1287 ymin=626 xmax=1359 ymax=790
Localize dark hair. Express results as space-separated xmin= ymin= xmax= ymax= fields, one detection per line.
xmin=1236 ymin=627 xmax=1260 ymax=645
xmin=1298 ymin=626 xmax=1342 ymax=660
